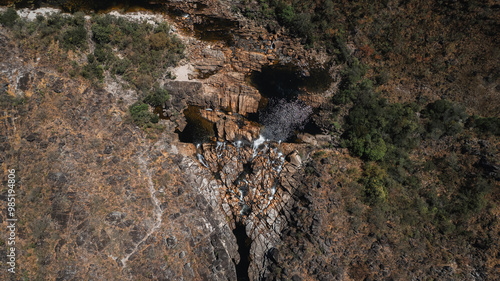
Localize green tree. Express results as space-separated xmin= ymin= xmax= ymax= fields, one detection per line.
xmin=0 ymin=8 xmax=19 ymax=27
xmin=129 ymin=102 xmax=159 ymax=127
xmin=422 ymin=99 xmax=468 ymax=138
xmin=361 ymin=163 xmax=387 ymax=205
xmin=62 ymin=25 xmax=87 ymax=50
xmin=143 ymin=88 xmax=170 ymax=107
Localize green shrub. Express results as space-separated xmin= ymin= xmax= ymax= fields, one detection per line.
xmin=129 ymin=102 xmax=159 ymax=127
xmin=149 ymin=32 xmax=169 ymax=50
xmin=91 ymin=16 xmax=112 ymax=44
xmin=94 ymin=45 xmax=114 ymax=63
xmin=422 ymin=99 xmax=468 ymax=138
xmin=451 ymin=177 xmax=492 ymax=219
xmin=291 ymin=13 xmax=315 ymax=43
xmin=342 ymin=90 xmax=420 ymax=162
xmin=89 ymin=14 xmax=184 ymax=90
xmin=61 ymin=25 xmax=87 ymax=50
xmin=143 ymin=88 xmax=170 ymax=107
xmin=81 ymin=55 xmax=104 ymax=82
xmin=112 ymin=58 xmax=131 ymax=75
xmin=361 ymin=163 xmax=387 ymax=205
xmin=333 ymin=59 xmax=369 ymax=104
xmin=0 ymin=8 xmax=19 ymax=27
xmin=473 ymin=116 xmax=500 ymax=136
xmin=277 ymin=4 xmax=295 ymax=24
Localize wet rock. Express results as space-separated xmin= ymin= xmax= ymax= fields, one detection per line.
xmin=216 ymin=118 xmax=239 ymax=141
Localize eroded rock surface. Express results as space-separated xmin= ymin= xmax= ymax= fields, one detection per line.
xmin=193 ymin=139 xmax=308 ymax=279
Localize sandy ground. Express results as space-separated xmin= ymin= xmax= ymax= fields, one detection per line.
xmin=11 ymin=8 xmax=61 ymax=20
xmin=171 ymin=64 xmax=196 ymax=81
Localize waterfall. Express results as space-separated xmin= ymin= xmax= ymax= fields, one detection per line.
xmin=216 ymin=141 xmax=226 ymax=159
xmin=196 ymin=144 xmax=209 ymax=168
xmin=233 ymin=140 xmax=243 ymax=159
xmin=252 ymin=135 xmax=267 ymax=158
xmin=196 ymin=135 xmax=288 ymax=217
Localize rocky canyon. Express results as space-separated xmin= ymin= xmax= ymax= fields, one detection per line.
xmin=0 ymin=1 xmax=499 ymax=281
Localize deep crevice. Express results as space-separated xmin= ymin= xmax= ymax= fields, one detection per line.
xmin=233 ymin=222 xmax=251 ymax=281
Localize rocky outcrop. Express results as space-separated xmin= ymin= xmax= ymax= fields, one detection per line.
xmin=203 ymin=72 xmax=261 ymax=115
xmin=193 ymin=139 xmax=309 ymax=280
xmin=163 ymin=73 xmax=260 ymax=125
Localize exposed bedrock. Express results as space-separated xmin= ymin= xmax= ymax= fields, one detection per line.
xmin=189 ymin=139 xmax=307 ymax=280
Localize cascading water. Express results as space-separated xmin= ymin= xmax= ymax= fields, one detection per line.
xmin=196 ymin=135 xmax=287 ymax=218
xmin=196 ymin=144 xmax=209 ymax=168
xmin=216 ymin=141 xmax=226 ymax=159
xmin=252 ymin=135 xmax=267 ymax=158
xmin=191 ymin=98 xmax=312 ymax=280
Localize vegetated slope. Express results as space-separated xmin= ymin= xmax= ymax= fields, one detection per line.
xmin=238 ymin=0 xmax=499 ymax=116
xmin=235 ymin=0 xmax=500 ymax=280
xmin=0 ymin=10 xmax=240 ymax=281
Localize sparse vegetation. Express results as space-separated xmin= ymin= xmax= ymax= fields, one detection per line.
xmin=0 ymin=10 xmax=184 ymax=123
xmin=0 ymin=10 xmax=183 ymax=90
xmin=89 ymin=15 xmax=184 ymax=90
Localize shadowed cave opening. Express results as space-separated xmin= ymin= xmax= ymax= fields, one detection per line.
xmin=249 ymin=63 xmax=332 ymax=102
xmin=233 ymin=222 xmax=251 ymax=281
xmin=177 ymin=105 xmax=215 ymax=143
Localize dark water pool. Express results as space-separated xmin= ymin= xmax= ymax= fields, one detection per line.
xmin=177 ymin=105 xmax=215 ymax=143
xmin=246 ymin=63 xmax=332 ymax=139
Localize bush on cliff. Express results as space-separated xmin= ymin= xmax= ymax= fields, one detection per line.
xmin=422 ymin=99 xmax=468 ymax=139
xmin=89 ymin=14 xmax=184 ymax=90
xmin=143 ymin=88 xmax=170 ymax=107
xmin=0 ymin=7 xmax=19 ymax=27
xmin=129 ymin=102 xmax=159 ymax=128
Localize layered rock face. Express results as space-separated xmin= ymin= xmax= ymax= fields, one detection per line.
xmin=194 ymin=139 xmax=306 ymax=280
